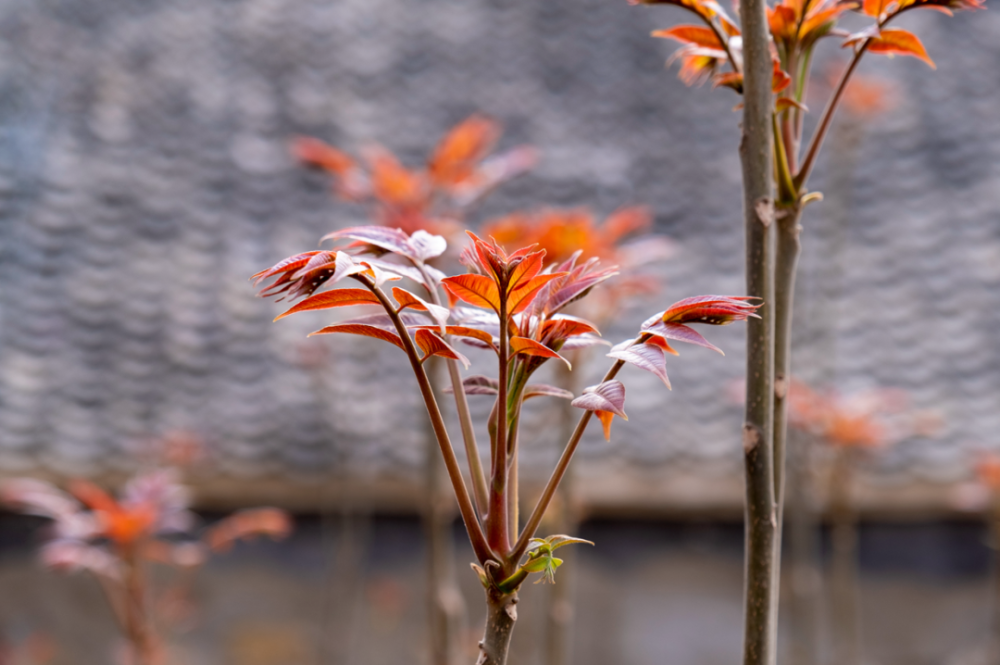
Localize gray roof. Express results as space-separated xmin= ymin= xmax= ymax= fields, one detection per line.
xmin=0 ymin=0 xmax=998 ymax=507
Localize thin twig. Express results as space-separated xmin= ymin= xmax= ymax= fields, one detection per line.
xmin=414 ymin=261 xmax=490 ymax=517
xmin=510 ymin=359 xmax=626 ymax=565
xmin=366 ymin=279 xmax=494 ymax=564
xmin=795 ymin=41 xmax=869 ymax=189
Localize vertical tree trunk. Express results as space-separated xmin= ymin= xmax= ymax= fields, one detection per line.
xmin=476 ymin=588 xmax=518 ymax=665
xmin=738 ymin=0 xmax=778 ymax=658
xmin=829 ymin=448 xmax=861 ymax=665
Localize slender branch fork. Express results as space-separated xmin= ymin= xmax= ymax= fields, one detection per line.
xmin=413 ymin=261 xmax=490 ymax=517
xmin=359 ymin=268 xmax=630 ymax=574
xmin=365 ymin=278 xmax=495 ymax=564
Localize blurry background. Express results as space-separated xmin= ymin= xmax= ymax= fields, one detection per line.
xmin=0 ymin=0 xmax=998 ymax=663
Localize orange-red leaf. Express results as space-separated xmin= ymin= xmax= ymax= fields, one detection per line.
xmin=274 ymin=289 xmax=380 ymax=320
xmin=367 ymin=149 xmax=427 ymax=207
xmin=863 ymin=0 xmax=891 ymax=17
xmin=415 ymin=329 xmax=470 ymax=368
xmin=441 ymin=274 xmax=502 ymax=312
xmin=309 ymin=323 xmax=405 ymax=350
xmin=656 ymin=295 xmax=762 ymax=325
xmin=651 ymin=25 xmax=724 ymax=49
xmin=292 ymin=137 xmax=355 ymax=175
xmin=800 ymin=3 xmax=856 ymax=41
xmin=447 ymin=326 xmax=497 ymax=349
xmin=867 ymin=28 xmax=935 ymax=68
xmin=645 ymin=334 xmax=679 ymax=356
xmin=510 ymin=336 xmax=571 ymax=370
xmin=508 ymin=272 xmax=567 ymax=315
xmin=392 ymin=287 xmax=450 ymax=324
xmin=776 ymin=97 xmax=809 ymax=114
xmin=767 ymin=5 xmax=799 ymax=42
xmin=428 ymin=115 xmax=500 ymax=187
xmin=204 ymin=508 xmax=292 ymax=552
xmin=507 ymin=249 xmax=546 ymax=294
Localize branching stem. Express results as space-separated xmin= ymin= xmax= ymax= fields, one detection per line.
xmin=510 ymin=359 xmax=626 ymax=565
xmin=795 ymin=40 xmax=870 ymax=189
xmin=414 ymin=261 xmax=490 ymax=517
xmin=488 ymin=299 xmax=511 ymax=554
xmin=366 ymin=279 xmax=494 ymax=565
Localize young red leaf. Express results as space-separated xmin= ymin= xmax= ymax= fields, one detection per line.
xmin=654 ymin=295 xmax=762 ymax=325
xmin=508 ymin=273 xmax=568 ymax=315
xmin=510 ymin=336 xmax=572 ymax=370
xmin=292 ymin=137 xmax=355 ymax=175
xmin=308 ymin=323 xmax=406 ymax=350
xmin=866 ymin=29 xmax=936 ymax=68
xmin=413 ymin=325 xmax=497 ymax=352
xmin=652 ymin=25 xmax=725 ymax=48
xmin=644 ymin=320 xmax=724 ymax=354
xmin=204 ymin=508 xmax=292 ymax=552
xmin=414 ymin=329 xmax=471 ymax=368
xmin=254 ymin=251 xmax=344 ymax=301
xmin=571 ymin=380 xmax=628 ymax=441
xmin=540 ymin=315 xmax=601 ymax=341
xmin=428 ymin=114 xmax=501 ymax=187
xmin=767 ymin=5 xmax=799 ymax=42
xmin=523 ymin=384 xmax=575 ymax=400
xmin=441 ymin=274 xmax=502 ymax=312
xmin=392 ymin=287 xmax=450 ymax=324
xmin=322 ymin=226 xmax=438 ymax=261
xmin=274 ymin=289 xmax=380 ymax=320
xmin=608 ymin=341 xmax=672 ymax=389
xmin=251 ymin=251 xmax=322 ymax=287
xmin=863 ymin=0 xmax=891 ymax=18
xmin=507 ymin=249 xmax=546 ymax=294
xmin=775 ymin=98 xmax=809 ymax=114
xmin=645 ymin=334 xmax=680 ymax=356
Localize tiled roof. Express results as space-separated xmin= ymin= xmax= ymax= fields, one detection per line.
xmin=0 ymin=0 xmax=998 ymax=507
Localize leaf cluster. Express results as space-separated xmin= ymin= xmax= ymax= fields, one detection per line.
xmin=254 ymin=225 xmax=759 ymax=590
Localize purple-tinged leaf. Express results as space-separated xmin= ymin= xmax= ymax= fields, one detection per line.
xmin=444 ymin=375 xmax=500 ymax=396
xmin=409 ymin=230 xmax=447 ymax=261
xmin=322 ymin=226 xmax=417 ymax=259
xmin=608 ymin=342 xmax=672 ymax=389
xmin=392 ymin=287 xmax=450 ymax=325
xmin=561 ymin=334 xmax=611 ymax=351
xmin=572 ymin=381 xmax=628 ymax=419
xmin=356 ymin=257 xmax=428 ymax=285
xmin=572 ymin=380 xmax=628 ymax=441
xmin=645 ymin=320 xmax=724 ymax=355
xmin=523 ymin=385 xmax=575 ymax=400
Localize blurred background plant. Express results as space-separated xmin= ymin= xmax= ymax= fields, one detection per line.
xmin=1 ymin=437 xmax=291 ymax=665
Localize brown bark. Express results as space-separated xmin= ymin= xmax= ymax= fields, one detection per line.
xmin=738 ymin=0 xmax=778 ymax=655
xmin=476 ymin=588 xmax=518 ymax=665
